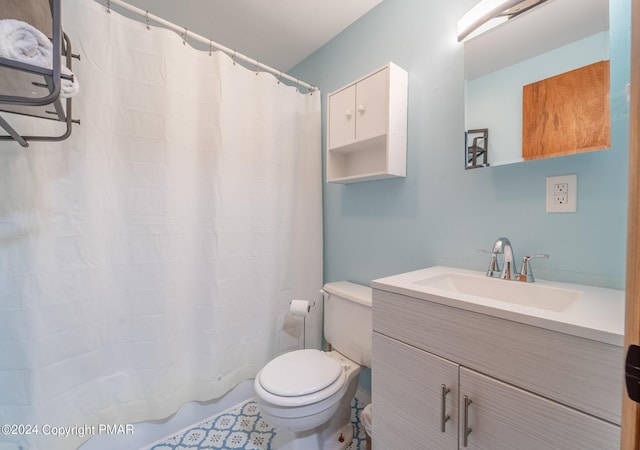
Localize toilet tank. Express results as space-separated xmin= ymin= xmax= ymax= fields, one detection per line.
xmin=323 ymin=281 xmax=372 ymax=367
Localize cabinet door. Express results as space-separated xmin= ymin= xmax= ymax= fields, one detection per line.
xmin=459 ymin=367 xmax=620 ymax=450
xmin=355 ymin=67 xmax=389 ymax=142
xmin=372 ymin=332 xmax=458 ymax=450
xmin=327 ymin=84 xmax=356 ymax=149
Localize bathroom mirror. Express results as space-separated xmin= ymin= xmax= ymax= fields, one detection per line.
xmin=463 ymin=0 xmax=609 ymax=168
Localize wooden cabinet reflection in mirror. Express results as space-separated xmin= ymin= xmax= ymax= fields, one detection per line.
xmin=522 ymin=60 xmax=610 ymax=161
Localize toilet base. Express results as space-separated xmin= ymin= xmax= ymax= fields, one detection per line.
xmin=255 ymin=351 xmax=361 ymax=450
xmin=265 ymin=353 xmax=360 ymax=450
xmin=272 ymin=422 xmax=354 ymax=450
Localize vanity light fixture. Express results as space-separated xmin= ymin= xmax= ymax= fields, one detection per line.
xmin=457 ymin=0 xmax=548 ymax=42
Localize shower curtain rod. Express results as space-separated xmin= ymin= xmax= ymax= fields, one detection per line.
xmin=103 ymin=0 xmax=317 ymax=93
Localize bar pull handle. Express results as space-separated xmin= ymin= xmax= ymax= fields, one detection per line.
xmin=440 ymin=384 xmax=451 ymax=432
xmin=463 ymin=395 xmax=473 ymax=447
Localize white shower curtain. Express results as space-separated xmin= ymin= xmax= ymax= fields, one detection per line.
xmin=0 ymin=1 xmax=322 ymax=449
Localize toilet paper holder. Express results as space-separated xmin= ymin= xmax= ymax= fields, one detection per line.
xmin=288 ymin=290 xmax=329 ymax=349
xmin=289 ymin=299 xmax=316 ymax=316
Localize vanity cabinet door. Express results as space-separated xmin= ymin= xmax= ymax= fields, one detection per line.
xmin=372 ymin=332 xmax=458 ymax=450
xmin=459 ymin=367 xmax=620 ymax=450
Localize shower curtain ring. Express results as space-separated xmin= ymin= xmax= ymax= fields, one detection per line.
xmin=277 ymin=71 xmax=283 ymax=85
xmin=255 ymin=63 xmax=260 ymax=75
xmin=182 ymin=27 xmax=188 ymax=45
xmin=209 ymin=40 xmax=213 ymax=56
xmin=106 ymin=0 xmax=111 ymax=13
xmin=145 ymin=11 xmax=150 ymax=30
xmin=232 ymin=51 xmax=237 ymax=65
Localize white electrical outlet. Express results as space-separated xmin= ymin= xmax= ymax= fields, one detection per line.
xmin=554 ymin=182 xmax=568 ymax=205
xmin=546 ymin=174 xmax=577 ymax=213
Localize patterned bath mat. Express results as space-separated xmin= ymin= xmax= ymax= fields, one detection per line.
xmin=144 ymin=396 xmax=368 ymax=450
xmin=347 ymin=396 xmax=368 ymax=450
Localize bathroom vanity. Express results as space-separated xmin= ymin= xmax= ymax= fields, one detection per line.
xmin=371 ymin=266 xmax=624 ymax=450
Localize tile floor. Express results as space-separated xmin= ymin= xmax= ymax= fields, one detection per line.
xmin=143 ymin=396 xmax=368 ymax=450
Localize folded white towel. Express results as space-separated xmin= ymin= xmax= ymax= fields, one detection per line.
xmin=0 ymin=19 xmax=52 ymax=67
xmin=60 ymin=65 xmax=80 ymax=98
xmin=0 ymin=19 xmax=80 ymax=98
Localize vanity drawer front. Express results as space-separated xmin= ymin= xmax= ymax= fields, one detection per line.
xmin=373 ymin=288 xmax=623 ymax=424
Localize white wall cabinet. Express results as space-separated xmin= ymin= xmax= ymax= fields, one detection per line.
xmin=372 ymin=288 xmax=622 ymax=450
xmin=326 ymin=63 xmax=408 ymax=183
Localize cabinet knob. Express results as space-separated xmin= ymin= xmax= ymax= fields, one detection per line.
xmin=345 ymin=110 xmax=352 ymax=119
xmin=357 ymin=104 xmax=365 ymax=113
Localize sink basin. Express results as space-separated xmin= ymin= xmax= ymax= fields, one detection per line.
xmin=414 ymin=272 xmax=581 ymax=312
xmin=373 ymin=266 xmax=625 ymax=346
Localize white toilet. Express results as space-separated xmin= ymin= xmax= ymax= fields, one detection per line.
xmin=253 ymin=281 xmax=372 ymax=450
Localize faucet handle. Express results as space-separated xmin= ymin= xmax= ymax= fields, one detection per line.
xmin=518 ymin=254 xmax=549 ymax=282
xmin=478 ymin=249 xmax=501 ymax=277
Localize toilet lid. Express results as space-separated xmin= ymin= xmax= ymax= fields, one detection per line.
xmin=259 ymin=349 xmax=342 ymax=397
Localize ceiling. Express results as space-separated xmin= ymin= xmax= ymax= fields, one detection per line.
xmin=110 ymin=0 xmax=384 ymax=72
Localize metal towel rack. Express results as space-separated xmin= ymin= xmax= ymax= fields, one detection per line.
xmin=0 ymin=0 xmax=80 ymax=148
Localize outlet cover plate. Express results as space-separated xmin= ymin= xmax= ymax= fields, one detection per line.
xmin=546 ymin=174 xmax=577 ymax=213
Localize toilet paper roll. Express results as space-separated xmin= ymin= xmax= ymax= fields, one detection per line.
xmin=289 ymin=299 xmax=311 ymax=317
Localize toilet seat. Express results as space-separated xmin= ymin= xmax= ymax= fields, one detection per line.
xmin=255 ymin=349 xmax=347 ymax=407
xmin=260 ymin=349 xmax=342 ymax=397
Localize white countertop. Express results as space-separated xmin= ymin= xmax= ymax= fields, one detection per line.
xmin=372 ymin=266 xmax=625 ymax=347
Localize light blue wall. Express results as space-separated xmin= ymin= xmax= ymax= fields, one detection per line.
xmin=291 ymin=0 xmax=631 ymax=291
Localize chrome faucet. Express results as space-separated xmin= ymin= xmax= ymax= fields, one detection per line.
xmin=485 ymin=237 xmax=549 ymax=282
xmin=487 ymin=237 xmax=516 ymax=280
